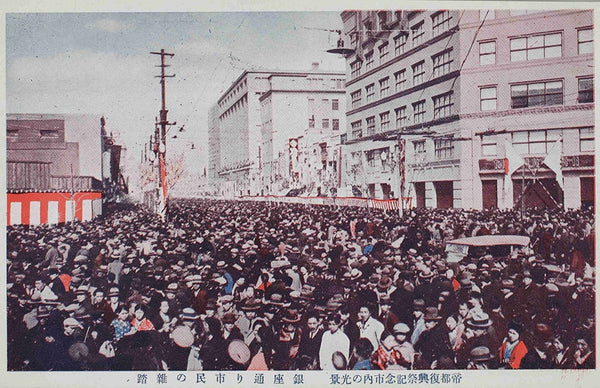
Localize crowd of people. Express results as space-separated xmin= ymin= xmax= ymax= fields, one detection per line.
xmin=6 ymin=199 xmax=595 ymax=371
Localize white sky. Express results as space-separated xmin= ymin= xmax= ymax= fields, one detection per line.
xmin=6 ymin=11 xmax=346 ymax=175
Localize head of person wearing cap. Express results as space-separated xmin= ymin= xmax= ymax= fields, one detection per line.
xmin=393 ymin=322 xmax=411 ymax=345
xmin=423 ymin=307 xmax=442 ymax=331
xmin=413 ymin=299 xmax=425 ymax=320
xmin=467 ymin=346 xmax=493 ymax=370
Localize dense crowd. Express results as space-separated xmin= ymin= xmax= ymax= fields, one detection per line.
xmin=6 ymin=199 xmax=595 ymax=371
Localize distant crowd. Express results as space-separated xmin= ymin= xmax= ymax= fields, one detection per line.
xmin=7 ymin=199 xmax=595 ymax=371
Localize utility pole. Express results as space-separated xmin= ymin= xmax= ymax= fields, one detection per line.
xmin=150 ymin=49 xmax=176 ymax=221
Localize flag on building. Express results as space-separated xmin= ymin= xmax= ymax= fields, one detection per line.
xmin=543 ymin=137 xmax=564 ymax=190
xmin=504 ymin=141 xmax=524 ymax=194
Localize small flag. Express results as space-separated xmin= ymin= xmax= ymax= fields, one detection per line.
xmin=504 ymin=141 xmax=525 ymax=193
xmin=543 ymin=138 xmax=564 ymax=190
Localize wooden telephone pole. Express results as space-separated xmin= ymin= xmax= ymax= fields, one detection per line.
xmin=150 ymin=49 xmax=176 ymax=220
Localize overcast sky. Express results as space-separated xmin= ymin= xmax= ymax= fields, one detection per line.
xmin=6 ymin=12 xmax=346 ymax=174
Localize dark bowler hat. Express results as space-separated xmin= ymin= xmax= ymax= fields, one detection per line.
xmin=470 ymin=346 xmax=493 ymax=362
xmin=423 ymin=307 xmax=442 ymax=321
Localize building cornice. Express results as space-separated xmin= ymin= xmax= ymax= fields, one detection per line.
xmin=460 ymin=103 xmax=594 ymax=120
xmin=259 ymin=88 xmax=346 ymax=102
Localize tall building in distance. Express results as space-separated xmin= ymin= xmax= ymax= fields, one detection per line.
xmin=210 ymin=67 xmax=346 ymax=197
xmin=339 ymin=9 xmax=593 ymax=209
xmin=259 ymin=64 xmax=346 ymax=196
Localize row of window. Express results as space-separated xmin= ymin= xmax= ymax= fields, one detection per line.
xmin=350 ymin=11 xmax=453 ymax=79
xmin=350 ymin=92 xmax=455 ymax=138
xmin=479 ymin=77 xmax=593 ymax=111
xmin=308 ymin=118 xmax=340 ymax=130
xmin=7 ymin=129 xmax=60 ymax=139
xmin=219 ymin=79 xmax=248 ymax=109
xmin=350 ymin=48 xmax=454 ymax=109
xmin=480 ymin=128 xmax=594 ymax=157
xmin=410 ymin=138 xmax=456 ymax=160
xmin=309 ymin=98 xmax=340 ymax=111
xmin=408 ymin=127 xmax=594 ymax=163
xmin=479 ymin=27 xmax=592 ymax=66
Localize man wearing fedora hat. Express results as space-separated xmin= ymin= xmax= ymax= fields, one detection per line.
xmin=272 ymin=308 xmax=302 ymax=370
xmin=456 ymin=311 xmax=495 ymax=368
xmin=414 ymin=307 xmax=452 ymax=369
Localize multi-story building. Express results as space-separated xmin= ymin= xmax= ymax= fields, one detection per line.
xmin=214 ymin=71 xmax=270 ymax=198
xmin=6 ymin=114 xmax=108 ymax=225
xmin=259 ymin=65 xmax=346 ymax=196
xmin=460 ymin=9 xmax=594 ymax=209
xmin=207 ymin=104 xmax=221 ymax=193
xmin=339 ymin=9 xmax=593 ymax=209
xmin=211 ymin=68 xmax=345 ymax=197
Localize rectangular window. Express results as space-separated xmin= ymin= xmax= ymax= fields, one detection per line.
xmin=378 ymin=11 xmax=388 ymax=30
xmin=40 ymin=130 xmax=59 ymax=138
xmin=480 ymin=10 xmax=495 ymax=20
xmin=578 ymin=28 xmax=593 ymax=55
xmin=351 ymin=120 xmax=363 ymax=138
xmin=380 ymin=111 xmax=390 ymax=132
xmin=351 ymin=90 xmax=362 ymax=109
xmin=351 ymin=29 xmax=359 ymax=48
xmin=322 ymin=119 xmax=330 ymax=129
xmin=308 ymin=116 xmax=315 ymax=128
xmin=578 ymin=77 xmax=594 ymax=103
xmin=481 ymin=137 xmax=497 ymax=156
xmin=394 ymin=33 xmax=408 ymax=56
xmin=435 ymin=137 xmax=455 ymax=160
xmin=511 ymin=80 xmax=563 ymax=108
xmin=366 ymin=84 xmax=375 ymax=103
xmin=366 ymin=148 xmax=384 ymax=168
xmin=412 ymin=61 xmax=425 ymax=86
xmin=395 ymin=106 xmax=407 ymax=129
xmin=332 ymin=99 xmax=339 ymax=110
xmin=366 ymin=116 xmax=376 ymax=135
xmin=379 ymin=77 xmax=390 ymax=98
xmin=332 ymin=119 xmax=340 ymax=131
xmin=412 ymin=22 xmax=425 ymax=47
xmin=480 ymin=86 xmax=497 ymax=111
xmin=510 ymin=32 xmax=562 ymax=62
xmin=394 ymin=69 xmax=407 ymax=92
xmin=414 ymin=140 xmax=426 ymax=154
xmin=351 ymin=61 xmax=362 ymax=78
xmin=479 ymin=41 xmax=496 ymax=65
xmin=580 ymin=127 xmax=594 ymax=152
xmin=512 ymin=129 xmax=562 ymax=154
xmin=413 ymin=100 xmax=426 ymax=124
xmin=432 ymin=49 xmax=453 ymax=78
xmin=432 ymin=11 xmax=451 ymax=37
xmin=365 ymin=51 xmax=374 ymax=71
xmin=379 ymin=43 xmax=389 ymax=63
xmin=433 ymin=92 xmax=454 ymax=119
